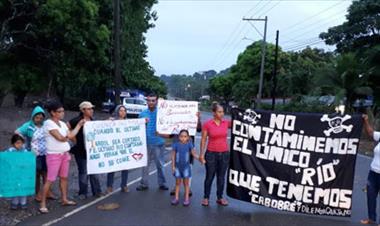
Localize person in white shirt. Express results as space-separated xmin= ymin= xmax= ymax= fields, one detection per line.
xmin=39 ymin=101 xmax=85 ymax=214
xmin=361 ymin=114 xmax=380 ymax=226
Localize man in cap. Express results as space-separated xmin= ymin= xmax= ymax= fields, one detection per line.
xmin=68 ymin=101 xmax=103 ymax=199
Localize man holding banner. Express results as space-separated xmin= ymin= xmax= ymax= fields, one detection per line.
xmin=69 ymin=101 xmax=103 ymax=199
xmin=136 ymin=93 xmax=169 ymax=191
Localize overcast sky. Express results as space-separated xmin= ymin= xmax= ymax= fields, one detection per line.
xmin=145 ymin=0 xmax=353 ymax=76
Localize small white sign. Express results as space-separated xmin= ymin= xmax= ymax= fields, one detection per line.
xmin=157 ymin=100 xmax=198 ymax=136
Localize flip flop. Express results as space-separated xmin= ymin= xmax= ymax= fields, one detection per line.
xmin=201 ymin=198 xmax=209 ymax=206
xmin=62 ymin=200 xmax=77 ymax=206
xmin=360 ymin=219 xmax=376 ymax=225
xmin=39 ymin=207 xmax=49 ymax=214
xmin=216 ymin=199 xmax=229 ymax=206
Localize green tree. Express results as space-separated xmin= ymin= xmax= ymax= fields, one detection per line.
xmin=209 ymin=75 xmax=234 ymax=106
xmin=314 ymin=53 xmax=372 ymax=109
xmin=320 ymin=0 xmax=380 ymax=53
xmin=320 ymin=0 xmax=380 ymax=105
xmin=120 ymin=0 xmax=166 ymax=96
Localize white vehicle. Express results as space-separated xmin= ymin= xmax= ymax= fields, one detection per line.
xmin=122 ymin=97 xmax=147 ymax=118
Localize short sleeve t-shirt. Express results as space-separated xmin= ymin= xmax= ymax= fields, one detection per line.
xmin=139 ymin=108 xmax=164 ymax=145
xmin=371 ymin=131 xmax=380 ymax=173
xmin=44 ymin=119 xmax=70 ymax=154
xmin=69 ymin=115 xmax=89 ymax=158
xmin=202 ymin=119 xmax=231 ymax=152
xmin=172 ymin=141 xmax=194 ymax=168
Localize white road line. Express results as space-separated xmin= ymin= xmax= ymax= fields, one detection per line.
xmin=42 ymin=161 xmax=172 ymax=226
xmin=40 ymin=153 xmax=372 ymax=226
xmin=358 ymin=153 xmax=372 ymax=160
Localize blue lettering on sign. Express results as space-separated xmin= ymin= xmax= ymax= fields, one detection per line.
xmin=90 ymin=154 xmax=100 ymax=160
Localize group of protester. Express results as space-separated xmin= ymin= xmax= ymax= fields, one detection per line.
xmin=3 ymin=93 xmax=380 ymax=226
xmin=4 ymin=93 xmax=232 ymax=214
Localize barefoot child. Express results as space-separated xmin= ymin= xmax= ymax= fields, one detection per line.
xmin=171 ymin=129 xmax=199 ymax=206
xmin=6 ymin=134 xmax=29 ymax=210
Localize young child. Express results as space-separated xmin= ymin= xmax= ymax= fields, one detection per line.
xmin=171 ymin=129 xmax=199 ymax=206
xmin=6 ymin=134 xmax=28 ymax=210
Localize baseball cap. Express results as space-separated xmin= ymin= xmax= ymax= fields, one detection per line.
xmin=79 ymin=101 xmax=95 ymax=110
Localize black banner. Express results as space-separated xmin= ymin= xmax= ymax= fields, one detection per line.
xmin=227 ymin=108 xmax=363 ymax=217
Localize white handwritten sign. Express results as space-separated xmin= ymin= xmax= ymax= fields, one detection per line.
xmin=157 ymin=100 xmax=198 ymax=136
xmin=84 ymin=119 xmax=147 ymax=175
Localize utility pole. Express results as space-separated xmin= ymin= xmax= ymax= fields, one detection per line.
xmin=271 ymin=30 xmax=279 ymax=110
xmin=113 ymin=0 xmax=122 ymax=104
xmin=243 ymin=16 xmax=268 ymax=106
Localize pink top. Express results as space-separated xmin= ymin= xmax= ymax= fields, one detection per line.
xmin=203 ymin=119 xmax=231 ymax=152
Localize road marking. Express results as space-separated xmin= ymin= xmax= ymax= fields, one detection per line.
xmin=358 ymin=153 xmax=372 ymax=160
xmin=42 ymin=162 xmax=171 ymax=226
xmin=41 ymin=153 xmax=371 ymax=226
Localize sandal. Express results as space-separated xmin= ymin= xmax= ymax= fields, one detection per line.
xmin=201 ymin=198 xmax=209 ymax=206
xmin=360 ymin=219 xmax=376 ymax=225
xmin=183 ymin=199 xmax=190 ymax=207
xmin=216 ymin=198 xmax=229 ymax=206
xmin=171 ymin=198 xmax=179 ymax=206
xmin=62 ymin=200 xmax=77 ymax=206
xmin=39 ymin=207 xmax=49 ymax=214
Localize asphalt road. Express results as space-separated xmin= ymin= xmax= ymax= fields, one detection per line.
xmin=19 ymin=112 xmax=373 ymax=226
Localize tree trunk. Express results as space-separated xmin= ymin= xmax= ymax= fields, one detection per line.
xmin=0 ymin=91 xmax=8 ymax=107
xmin=46 ymin=61 xmax=53 ymax=98
xmin=14 ymin=91 xmax=27 ymax=108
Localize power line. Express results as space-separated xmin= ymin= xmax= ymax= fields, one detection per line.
xmin=258 ymin=1 xmax=281 ymax=18
xmin=285 ymin=40 xmax=325 ymax=51
xmin=275 ymin=1 xmax=347 ymax=34
xmin=284 ymin=37 xmax=321 ymax=49
xmin=280 ymin=11 xmax=347 ymax=46
xmin=209 ymin=0 xmax=264 ymax=69
xmin=213 ymin=23 xmax=250 ymax=68
xmin=253 ymin=0 xmax=272 ymax=17
xmin=248 ymin=21 xmax=264 ymax=37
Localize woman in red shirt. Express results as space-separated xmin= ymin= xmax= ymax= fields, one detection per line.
xmin=200 ymin=102 xmax=231 ymax=206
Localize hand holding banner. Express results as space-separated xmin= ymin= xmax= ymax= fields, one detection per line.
xmin=157 ymin=100 xmax=198 ymax=136
xmin=84 ymin=118 xmax=147 ymax=175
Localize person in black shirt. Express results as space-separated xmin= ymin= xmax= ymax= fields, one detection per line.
xmin=68 ymin=101 xmax=102 ymax=199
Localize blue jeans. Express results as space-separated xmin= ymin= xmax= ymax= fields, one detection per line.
xmin=204 ymin=151 xmax=230 ymax=200
xmin=366 ymin=170 xmax=380 ymax=222
xmin=107 ymin=170 xmax=129 ymax=189
xmin=11 ymin=196 xmax=27 ymax=206
xmin=139 ymin=144 xmax=167 ymax=187
xmin=74 ymin=155 xmax=102 ymax=196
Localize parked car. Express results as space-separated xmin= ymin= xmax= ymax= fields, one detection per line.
xmin=101 ymin=88 xmax=146 ymax=114
xmin=123 ymin=97 xmax=147 ymax=118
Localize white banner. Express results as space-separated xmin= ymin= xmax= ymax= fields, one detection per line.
xmin=157 ymin=100 xmax=198 ymax=136
xmin=84 ymin=119 xmax=147 ymax=175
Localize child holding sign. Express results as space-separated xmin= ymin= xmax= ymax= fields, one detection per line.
xmin=171 ymin=130 xmax=199 ymax=206
xmin=6 ymin=134 xmax=28 ymax=210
